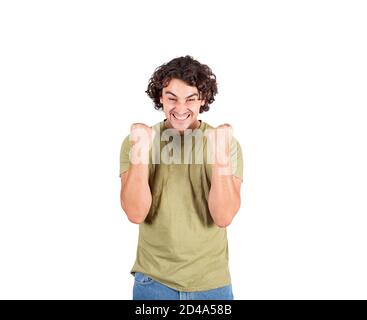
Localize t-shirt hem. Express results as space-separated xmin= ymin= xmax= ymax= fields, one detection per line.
xmin=131 ymin=270 xmax=231 ymax=292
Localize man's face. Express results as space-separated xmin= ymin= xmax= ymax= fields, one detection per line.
xmin=160 ymin=78 xmax=205 ymax=132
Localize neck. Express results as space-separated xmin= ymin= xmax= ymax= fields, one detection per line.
xmin=164 ymin=119 xmax=201 ymax=132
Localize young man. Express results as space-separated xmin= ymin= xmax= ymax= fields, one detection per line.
xmin=119 ymin=55 xmax=243 ymax=300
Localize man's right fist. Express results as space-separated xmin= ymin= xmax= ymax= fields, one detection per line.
xmin=129 ymin=123 xmax=155 ymax=164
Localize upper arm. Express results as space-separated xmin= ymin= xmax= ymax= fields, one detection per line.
xmin=231 ymin=136 xmax=243 ymax=196
xmin=120 ymin=170 xmax=129 ymax=210
xmin=233 ymin=175 xmax=242 ymax=196
xmin=230 ymin=137 xmax=243 ymax=180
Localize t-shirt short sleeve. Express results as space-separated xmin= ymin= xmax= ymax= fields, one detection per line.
xmin=119 ymin=134 xmax=131 ymax=177
xmin=230 ymin=137 xmax=243 ymax=181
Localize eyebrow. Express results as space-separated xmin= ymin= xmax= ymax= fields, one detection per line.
xmin=165 ymin=91 xmax=199 ymax=98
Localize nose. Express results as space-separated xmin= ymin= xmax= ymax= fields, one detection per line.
xmin=173 ymin=101 xmax=190 ymax=114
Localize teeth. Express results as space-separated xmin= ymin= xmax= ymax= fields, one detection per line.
xmin=173 ymin=113 xmax=190 ymax=120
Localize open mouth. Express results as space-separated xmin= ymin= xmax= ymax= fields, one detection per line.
xmin=172 ymin=113 xmax=191 ymax=121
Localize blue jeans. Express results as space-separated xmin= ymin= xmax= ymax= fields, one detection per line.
xmin=133 ymin=272 xmax=234 ymax=300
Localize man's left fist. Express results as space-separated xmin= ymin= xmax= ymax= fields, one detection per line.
xmin=206 ymin=123 xmax=233 ymax=170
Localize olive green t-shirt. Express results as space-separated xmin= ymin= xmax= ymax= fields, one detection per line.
xmin=119 ymin=119 xmax=243 ymax=292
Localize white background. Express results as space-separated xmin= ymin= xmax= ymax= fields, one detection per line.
xmin=0 ymin=0 xmax=366 ymax=299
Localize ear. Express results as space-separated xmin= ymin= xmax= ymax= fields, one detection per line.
xmin=160 ymin=96 xmax=163 ymax=104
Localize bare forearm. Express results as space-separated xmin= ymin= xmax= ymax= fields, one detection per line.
xmin=121 ymin=163 xmax=152 ymax=223
xmin=208 ymin=166 xmax=241 ymax=227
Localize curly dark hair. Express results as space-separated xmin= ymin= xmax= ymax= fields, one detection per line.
xmin=145 ymin=55 xmax=218 ymax=113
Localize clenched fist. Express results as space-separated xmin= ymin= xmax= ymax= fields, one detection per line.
xmin=130 ymin=123 xmax=156 ymax=165
xmin=206 ymin=123 xmax=233 ymax=175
